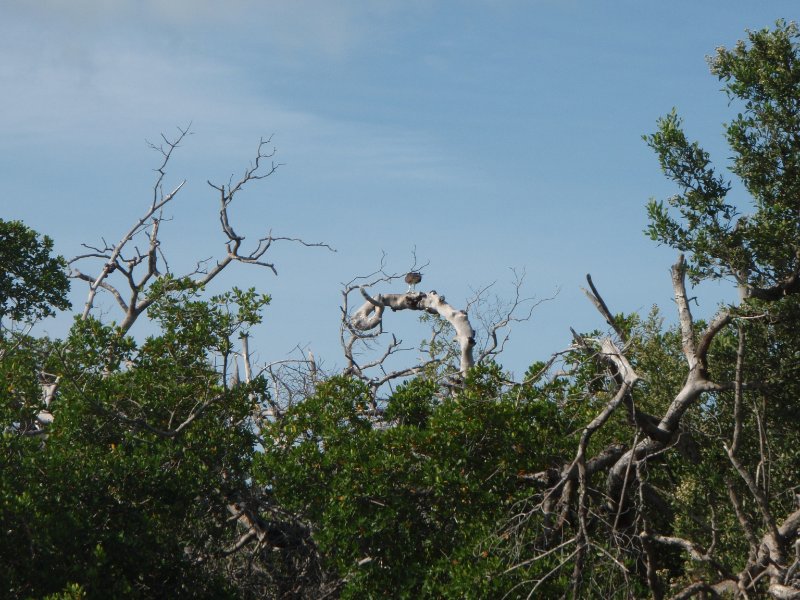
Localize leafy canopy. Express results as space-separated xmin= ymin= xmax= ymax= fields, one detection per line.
xmin=0 ymin=219 xmax=71 ymax=323
xmin=646 ymin=20 xmax=800 ymax=292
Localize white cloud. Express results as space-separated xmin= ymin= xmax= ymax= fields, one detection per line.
xmin=2 ymin=0 xmax=418 ymax=61
xmin=0 ymin=2 xmax=460 ymax=189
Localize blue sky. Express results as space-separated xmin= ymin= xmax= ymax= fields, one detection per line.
xmin=2 ymin=1 xmax=797 ymax=377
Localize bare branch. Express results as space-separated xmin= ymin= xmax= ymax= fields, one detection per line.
xmin=582 ymin=273 xmax=627 ymax=343
xmin=348 ymin=289 xmax=475 ymax=376
xmin=476 ymin=269 xmax=557 ymax=364
xmin=70 ymin=129 xmax=329 ymax=335
xmin=672 ymin=255 xmax=698 ymax=368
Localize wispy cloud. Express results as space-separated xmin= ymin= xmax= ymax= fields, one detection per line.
xmin=3 ymin=0 xmax=416 ymax=60
xmin=0 ymin=1 xmax=456 ymax=184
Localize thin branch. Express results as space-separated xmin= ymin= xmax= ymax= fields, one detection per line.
xmin=583 ymin=273 xmax=627 ymax=343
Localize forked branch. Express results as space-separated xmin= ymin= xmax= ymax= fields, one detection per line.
xmin=70 ymin=129 xmax=331 ymax=334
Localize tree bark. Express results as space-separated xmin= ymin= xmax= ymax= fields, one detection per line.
xmin=350 ymin=289 xmax=476 ymax=375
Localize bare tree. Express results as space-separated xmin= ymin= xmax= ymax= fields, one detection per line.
xmin=339 ymin=258 xmax=549 ymax=403
xmin=40 ymin=128 xmax=336 ymax=594
xmin=499 ymin=255 xmax=800 ymax=599
xmin=70 ymin=126 xmax=332 ymax=335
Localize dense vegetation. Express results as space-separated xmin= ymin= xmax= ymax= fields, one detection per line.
xmin=2 ymin=22 xmax=799 ymax=599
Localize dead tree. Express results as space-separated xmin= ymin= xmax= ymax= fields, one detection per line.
xmin=70 ymin=126 xmax=331 ymax=335
xmin=41 ymin=127 xmax=333 ymax=589
xmin=340 ymin=260 xmax=547 ymax=402
xmin=501 ymin=255 xmax=800 ymax=599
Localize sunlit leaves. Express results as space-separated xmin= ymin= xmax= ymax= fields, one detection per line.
xmin=1 ymin=270 xmax=263 ymax=598
xmin=647 ymin=21 xmax=800 ymax=289
xmin=255 ymin=366 xmax=561 ymax=597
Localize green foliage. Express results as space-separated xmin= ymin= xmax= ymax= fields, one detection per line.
xmin=646 ymin=20 xmax=800 ymax=288
xmin=0 ymin=219 xmax=71 ymax=323
xmin=43 ymin=583 xmax=87 ymax=600
xmin=640 ymin=25 xmax=800 ymax=588
xmin=0 ymin=271 xmax=267 ymax=598
xmin=4 ymin=21 xmax=800 ymax=599
xmin=383 ymin=377 xmax=436 ymax=427
xmin=255 ymin=365 xmax=565 ymax=598
xmin=645 ymin=109 xmax=738 ymax=283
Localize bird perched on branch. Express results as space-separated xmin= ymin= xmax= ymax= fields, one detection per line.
xmin=405 ymin=271 xmax=422 ymax=292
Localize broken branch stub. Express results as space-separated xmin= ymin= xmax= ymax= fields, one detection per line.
xmin=350 ymin=288 xmax=476 ymax=375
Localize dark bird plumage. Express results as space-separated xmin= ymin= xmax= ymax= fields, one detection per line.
xmin=405 ymin=271 xmax=422 ymax=291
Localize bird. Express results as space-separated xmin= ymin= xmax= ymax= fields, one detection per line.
xmin=404 ymin=271 xmax=422 ymax=292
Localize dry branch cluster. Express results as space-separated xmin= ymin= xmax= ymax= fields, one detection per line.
xmin=507 ymin=257 xmax=800 ymax=599
xmin=339 ymin=262 xmax=545 ymax=403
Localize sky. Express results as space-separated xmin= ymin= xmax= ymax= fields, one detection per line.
xmin=1 ymin=1 xmax=797 ymax=379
